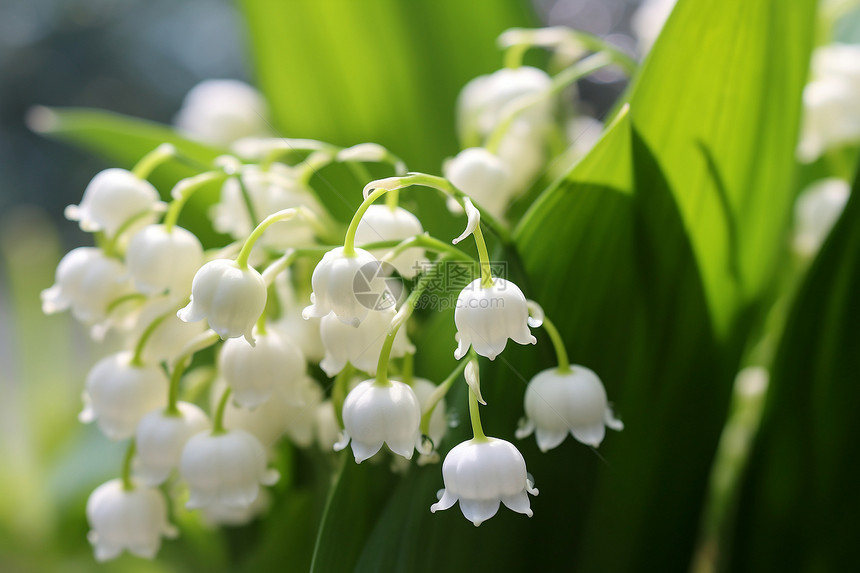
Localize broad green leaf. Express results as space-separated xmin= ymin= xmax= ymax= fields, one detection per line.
xmin=238 ymin=0 xmax=535 ymax=172
xmin=627 ymin=0 xmax=817 ymax=335
xmin=28 ymin=107 xmax=227 ymax=245
xmin=725 ymin=163 xmax=860 ymax=572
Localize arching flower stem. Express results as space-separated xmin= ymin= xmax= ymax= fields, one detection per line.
xmin=121 ymin=440 xmax=136 ymax=491
xmin=541 ymin=315 xmax=571 ymax=374
xmin=419 ymin=359 xmax=468 ymax=437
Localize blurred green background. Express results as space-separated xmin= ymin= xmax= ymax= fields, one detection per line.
xmin=2 ymin=0 xmax=860 ymax=572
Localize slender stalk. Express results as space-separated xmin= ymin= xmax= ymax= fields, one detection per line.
xmin=130 ymin=311 xmax=171 ymax=367
xmin=106 ymin=293 xmax=147 ymax=314
xmin=132 ymin=143 xmax=176 ymax=179
xmin=121 ymin=440 xmax=137 ymax=490
xmin=235 ymin=208 xmax=297 ymax=269
xmin=374 ymin=260 xmax=446 ymax=385
xmin=472 ymin=223 xmax=494 ymax=288
xmin=212 ymin=387 xmax=233 ymax=435
xmin=401 ymin=352 xmax=414 ymax=385
xmin=343 ymin=187 xmax=389 ymax=256
xmin=541 ymin=315 xmax=571 ymax=373
xmin=504 ymin=43 xmax=528 ymax=69
xmin=166 ymin=358 xmax=188 ymax=416
xmin=384 ymin=234 xmax=475 ymax=263
xmin=419 ymin=359 xmax=468 ymax=436
xmin=236 ymin=173 xmax=260 ymax=230
xmin=163 ymin=171 xmax=229 ymax=232
xmin=468 ymin=387 xmax=488 ymax=442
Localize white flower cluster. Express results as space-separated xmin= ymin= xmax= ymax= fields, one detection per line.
xmin=43 ymin=29 xmax=629 ymax=561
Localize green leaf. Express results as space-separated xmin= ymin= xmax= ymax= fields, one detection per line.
xmin=725 ymin=163 xmax=860 ymax=572
xmin=626 ymin=0 xmax=817 ymax=335
xmin=28 ymin=106 xmax=227 ymax=245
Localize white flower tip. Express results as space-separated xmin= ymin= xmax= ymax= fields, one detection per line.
xmin=605 ymin=406 xmax=624 ymax=431
xmin=333 ymin=432 xmax=349 ymax=452
xmin=176 ymin=305 xmax=193 ymax=323
xmin=515 ymin=417 xmax=534 ymax=440
xmin=526 ymin=300 xmax=544 ymax=328
xmin=452 ymin=199 xmax=480 ymax=245
xmin=64 ymin=204 xmax=81 ymax=222
xmin=465 ymin=360 xmax=486 ymax=404
xmin=163 ymin=524 xmax=180 ymax=539
xmin=78 ymin=408 xmax=95 ymax=424
xmin=243 ymin=331 xmax=257 ymax=347
xmin=261 ymin=469 xmax=280 ymax=486
xmin=362 ymin=176 xmax=402 ymax=199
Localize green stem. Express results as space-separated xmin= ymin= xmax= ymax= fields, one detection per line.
xmin=130 ymin=311 xmax=171 ymax=367
xmin=103 ymin=209 xmax=159 ymax=256
xmin=121 ymin=440 xmax=136 ymax=490
xmin=106 ymin=293 xmax=147 ymax=314
xmin=297 ymin=150 xmax=338 ymax=186
xmin=419 ymin=359 xmax=468 ymax=436
xmin=361 ymin=173 xmax=511 ymax=244
xmin=166 ymin=329 xmax=221 ymax=413
xmin=485 ymin=51 xmax=613 ymax=153
xmin=375 ymin=260 xmax=446 ymax=385
xmin=542 ymin=315 xmax=571 ymax=373
xmin=468 ymin=387 xmax=488 ymax=442
xmin=235 ymin=208 xmax=298 ymax=269
xmin=401 ymin=352 xmax=414 ymax=385
xmin=236 ymin=173 xmax=260 ymax=230
xmin=472 ymin=223 xmax=494 ymax=289
xmin=332 ymin=363 xmax=355 ymax=429
xmin=262 ymin=249 xmax=298 ymax=286
xmin=504 ymin=44 xmax=528 ymax=69
xmin=132 ymin=143 xmax=176 ymax=179
xmin=163 ymin=171 xmax=229 ymax=232
xmin=383 ymin=234 xmax=475 ymax=264
xmin=343 ymin=187 xmax=390 ymax=256
xmin=212 ymin=387 xmax=232 ymax=435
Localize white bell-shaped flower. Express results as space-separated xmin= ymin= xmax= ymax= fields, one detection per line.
xmin=303 ymin=247 xmax=394 ymax=327
xmin=793 ymin=177 xmax=851 ymax=257
xmin=174 ymin=79 xmax=271 ymax=146
xmin=445 ymin=148 xmax=514 ymax=219
xmin=200 ymin=488 xmax=271 ymax=527
xmin=218 ymin=327 xmax=306 ymax=408
xmin=354 ymin=205 xmax=427 ymax=278
xmin=334 ymin=379 xmax=421 ymax=463
xmin=212 ymin=164 xmax=320 ymax=250
xmin=126 ymin=224 xmax=203 ymax=297
xmin=458 ymin=66 xmax=553 ymax=142
xmin=454 ymin=277 xmax=536 ymax=360
xmin=516 ymin=366 xmax=624 ymax=451
xmin=209 ymin=379 xmax=285 ymax=449
xmin=65 ymin=168 xmax=162 ymax=235
xmin=177 ymin=259 xmax=267 ymax=345
xmin=86 ymin=479 xmax=178 ymax=562
xmin=315 ymin=400 xmax=341 ymax=453
xmin=180 ymin=428 xmax=280 ymax=509
xmin=495 ymin=121 xmax=546 ymax=195
xmin=79 ymin=351 xmax=168 ymax=441
xmin=430 ymin=437 xmax=538 ymax=526
xmin=41 ymin=247 xmax=132 ymax=325
xmin=129 ymin=296 xmax=208 ymax=365
xmin=319 ymin=307 xmax=415 ymax=376
xmin=135 ymin=402 xmax=210 ymax=486
xmin=271 ymin=271 xmax=326 ymax=361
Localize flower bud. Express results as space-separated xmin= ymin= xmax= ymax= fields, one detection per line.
xmin=354 ymin=205 xmax=427 ymax=278
xmin=79 ymin=351 xmax=168 ymax=441
xmin=86 ymin=479 xmax=177 ymax=562
xmin=430 ymin=437 xmax=538 ymax=526
xmin=303 ymin=247 xmax=394 ymax=327
xmin=454 ymin=278 xmax=536 ymax=360
xmin=516 ymin=366 xmax=623 ymax=451
xmin=445 ymin=148 xmax=514 ymax=219
xmin=41 ymin=247 xmax=132 ymax=325
xmin=125 ymin=224 xmax=203 ymax=297
xmin=319 ymin=307 xmax=414 ymax=377
xmin=180 ymin=428 xmax=280 ymax=509
xmin=218 ymin=327 xmax=306 ymax=408
xmin=174 ymin=79 xmax=271 ymax=146
xmin=135 ymin=402 xmax=210 ymax=486
xmin=65 ymin=168 xmax=162 ymax=235
xmin=177 ymin=259 xmax=267 ymax=345
xmin=335 ymin=379 xmax=421 ymax=463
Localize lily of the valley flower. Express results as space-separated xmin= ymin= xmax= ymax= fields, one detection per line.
xmin=79 ymin=351 xmax=167 ymax=441
xmin=454 ymin=277 xmax=536 ymax=360
xmin=86 ymin=479 xmax=178 ymax=562
xmin=354 ymin=204 xmax=427 ymax=278
xmin=65 ymin=168 xmax=163 ymax=235
xmin=430 ymin=437 xmax=538 ymax=526
xmin=125 ymin=224 xmax=203 ymax=297
xmin=319 ymin=307 xmax=415 ymax=376
xmin=334 ymin=379 xmax=421 ymax=463
xmin=516 ymin=366 xmax=623 ymax=451
xmin=135 ymin=402 xmax=210 ymax=486
xmin=303 ymin=246 xmax=393 ymax=327
xmin=180 ymin=428 xmax=280 ymax=509
xmin=130 ymin=296 xmax=208 ymax=364
xmin=218 ymin=327 xmax=306 ymax=408
xmin=444 ymin=148 xmax=514 ymax=219
xmin=177 ymin=259 xmax=267 ymax=345
xmin=174 ymin=79 xmax=271 ymax=146
xmin=41 ymin=247 xmax=132 ymax=325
